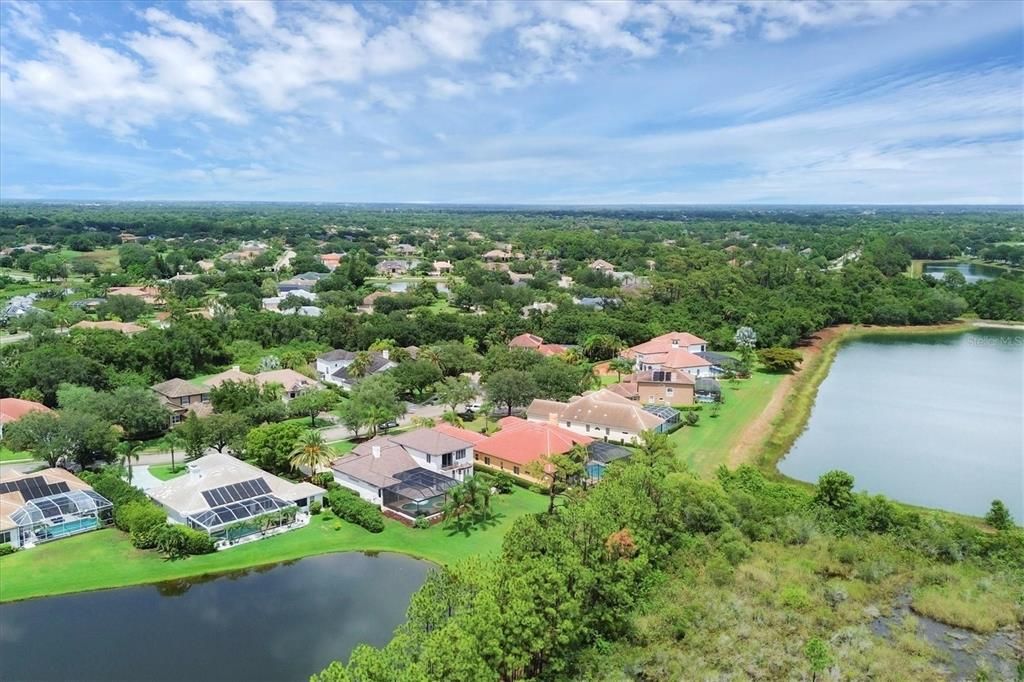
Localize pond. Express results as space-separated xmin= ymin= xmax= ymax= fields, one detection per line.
xmin=779 ymin=328 xmax=1023 ymax=522
xmin=0 ymin=553 xmax=429 ymax=682
xmin=922 ymin=261 xmax=1002 ymax=283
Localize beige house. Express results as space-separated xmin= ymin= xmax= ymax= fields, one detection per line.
xmin=70 ymin=320 xmax=146 ymax=335
xmin=151 ymin=378 xmax=212 ymax=426
xmin=526 ymin=388 xmax=675 ymax=444
xmin=607 ymin=370 xmax=695 ymax=406
xmin=254 ymin=369 xmax=318 ymax=400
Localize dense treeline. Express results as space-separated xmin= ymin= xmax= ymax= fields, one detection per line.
xmin=311 ymin=435 xmax=1023 ymax=681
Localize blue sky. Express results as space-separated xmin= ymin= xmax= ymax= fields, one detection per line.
xmin=1 ymin=0 xmax=1021 ymax=204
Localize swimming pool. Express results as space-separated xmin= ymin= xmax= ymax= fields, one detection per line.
xmin=45 ymin=517 xmax=98 ymax=539
xmin=585 ymin=463 xmax=606 ymax=480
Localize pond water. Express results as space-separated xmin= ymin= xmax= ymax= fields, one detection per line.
xmin=922 ymin=261 xmax=1002 ymax=283
xmin=387 ymin=280 xmax=410 ymax=292
xmin=779 ymin=328 xmax=1023 ymax=522
xmin=0 ymin=552 xmax=429 ymax=682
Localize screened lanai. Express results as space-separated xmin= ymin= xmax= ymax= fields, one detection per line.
xmin=9 ymin=489 xmax=113 ymax=545
xmin=186 ymin=494 xmax=297 ymax=541
xmin=381 ymin=467 xmax=459 ymax=519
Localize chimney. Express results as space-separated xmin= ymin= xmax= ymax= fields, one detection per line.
xmin=548 ymin=413 xmax=558 ymax=425
xmin=671 ymin=339 xmax=679 ymax=348
xmin=381 ymin=349 xmax=389 ymax=360
xmin=372 ymin=445 xmax=381 ymax=458
xmin=187 ymin=462 xmax=202 ymax=479
xmin=232 ymin=365 xmax=240 ymax=371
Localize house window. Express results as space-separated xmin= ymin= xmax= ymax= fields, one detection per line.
xmin=0 ymin=530 xmax=10 ymax=544
xmin=426 ymin=454 xmax=432 ymax=464
xmin=666 ymin=388 xmax=674 ymax=396
xmin=455 ymin=449 xmax=467 ymax=460
xmin=180 ymin=395 xmax=191 ymax=406
xmin=585 ymin=424 xmax=590 ymax=432
xmin=171 ymin=414 xmax=184 ymax=425
xmin=565 ymin=421 xmax=571 ymax=428
xmin=484 ymin=457 xmax=491 ymax=465
xmin=442 ymin=452 xmax=453 ymax=468
xmin=513 ymin=466 xmax=520 ymax=475
xmin=605 ymin=427 xmax=610 ymax=435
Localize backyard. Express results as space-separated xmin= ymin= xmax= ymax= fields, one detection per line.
xmin=0 ymin=486 xmax=548 ymax=602
xmin=668 ymin=369 xmax=786 ymax=478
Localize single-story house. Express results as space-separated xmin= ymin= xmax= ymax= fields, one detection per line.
xmin=483 ymin=249 xmax=512 ymax=262
xmin=357 ymin=290 xmax=391 ymax=313
xmin=376 ymin=260 xmax=416 ymax=276
xmin=0 ymin=468 xmax=113 ymax=548
xmin=107 ymin=286 xmax=162 ymax=305
xmin=149 ymin=453 xmax=324 ymax=548
xmin=521 ymin=301 xmax=557 ymax=317
xmin=2 ymin=294 xmax=43 ymax=318
xmin=320 ymin=253 xmax=343 ymax=271
xmin=254 ymin=369 xmax=318 ymax=400
xmin=393 ymin=244 xmax=418 ymax=256
xmin=70 ymin=320 xmax=146 ymax=335
xmin=526 ymin=388 xmax=676 ymax=444
xmin=574 ymin=296 xmax=618 ymax=310
xmin=0 ymin=397 xmax=51 ymax=439
xmin=589 ymin=259 xmax=616 ymax=272
xmin=473 ymin=416 xmax=592 ymax=481
xmin=607 ymin=370 xmax=696 ymax=406
xmin=315 ymin=349 xmax=396 ymax=389
xmin=278 ymin=272 xmax=326 ymax=293
xmin=151 ymin=378 xmax=212 ymax=426
xmin=69 ymin=297 xmax=107 ymax=311
xmin=508 ymin=332 xmax=567 ymax=357
xmin=201 ymin=366 xmax=255 ymax=389
xmin=263 ymin=288 xmax=318 ymax=312
xmin=431 ymin=260 xmax=453 ymax=276
xmin=330 ymin=427 xmax=475 ymax=519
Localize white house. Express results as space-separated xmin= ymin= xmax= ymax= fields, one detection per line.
xmin=315 ymin=349 xmax=396 ymax=389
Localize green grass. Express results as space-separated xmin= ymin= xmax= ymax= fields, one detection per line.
xmin=0 ymin=487 xmax=548 ymax=603
xmin=0 ymin=447 xmax=34 ymax=463
xmin=670 ymin=370 xmax=786 ymax=478
xmin=328 ymin=439 xmax=356 ymax=455
xmin=148 ymin=464 xmax=187 ymax=481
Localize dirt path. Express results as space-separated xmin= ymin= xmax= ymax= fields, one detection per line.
xmin=727 ymin=325 xmax=851 ymax=468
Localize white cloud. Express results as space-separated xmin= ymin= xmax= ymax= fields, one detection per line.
xmin=426 ymin=77 xmax=470 ymax=99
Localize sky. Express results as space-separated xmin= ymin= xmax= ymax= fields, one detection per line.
xmin=1 ymin=0 xmax=1022 ymax=204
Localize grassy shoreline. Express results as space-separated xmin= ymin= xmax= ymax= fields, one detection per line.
xmin=0 ymin=487 xmax=547 ymax=603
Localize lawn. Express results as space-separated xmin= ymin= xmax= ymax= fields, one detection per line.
xmin=328 ymin=439 xmax=356 ymax=455
xmin=149 ymin=464 xmax=187 ymax=481
xmin=0 ymin=447 xmax=33 ymax=463
xmin=0 ymin=487 xmax=548 ymax=603
xmin=670 ymin=370 xmax=786 ymax=478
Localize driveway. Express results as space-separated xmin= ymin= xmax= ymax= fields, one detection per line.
xmin=130 ymin=465 xmax=165 ymax=493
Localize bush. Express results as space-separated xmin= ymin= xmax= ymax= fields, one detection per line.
xmin=0 ymin=543 xmax=18 ymax=557
xmin=327 ymin=489 xmax=385 ymax=533
xmin=182 ymin=527 xmax=216 ymax=555
xmin=311 ymin=472 xmax=335 ymax=488
xmin=309 ymin=500 xmax=323 ymax=515
xmin=82 ymin=470 xmax=148 ymax=508
xmin=706 ymin=554 xmax=734 ymax=586
xmin=115 ymin=500 xmax=168 ymax=534
xmin=130 ymin=525 xmax=163 ymax=550
xmin=413 ymin=516 xmax=431 ymax=530
xmin=778 ymin=584 xmax=811 ymax=610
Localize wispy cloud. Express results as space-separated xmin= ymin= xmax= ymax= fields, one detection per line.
xmin=0 ymin=0 xmax=1020 ymax=202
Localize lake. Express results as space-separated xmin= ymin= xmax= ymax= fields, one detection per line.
xmin=780 ymin=328 xmax=1023 ymax=522
xmin=922 ymin=261 xmax=1002 ymax=283
xmin=0 ymin=553 xmax=429 ymax=682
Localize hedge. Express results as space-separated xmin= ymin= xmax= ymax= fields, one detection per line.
xmin=326 ymin=489 xmax=385 ymax=533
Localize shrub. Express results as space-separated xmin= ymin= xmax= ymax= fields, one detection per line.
xmin=488 ymin=472 xmax=516 ymax=494
xmin=684 ymin=412 xmax=700 ymax=427
xmin=327 ymin=489 xmax=385 ymax=533
xmin=776 ymin=514 xmax=817 ymax=545
xmin=182 ymin=527 xmax=216 ymax=555
xmin=311 ymin=472 xmax=335 ymax=488
xmin=413 ymin=516 xmax=431 ymax=530
xmin=779 ymin=585 xmax=811 ymax=610
xmin=706 ymin=554 xmax=734 ymax=587
xmin=155 ymin=525 xmax=190 ymax=559
xmin=130 ymin=525 xmax=163 ymax=550
xmin=115 ymin=500 xmax=167 ymax=535
xmin=823 ymin=584 xmax=848 ymax=610
xmin=0 ymin=543 xmax=18 ymax=557
xmin=309 ymin=500 xmax=323 ymax=515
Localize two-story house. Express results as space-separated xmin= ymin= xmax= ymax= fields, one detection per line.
xmin=315 ymin=349 xmax=396 ymax=389
xmin=151 ymin=378 xmax=212 ymax=427
xmin=621 ymin=331 xmax=714 ymax=377
xmin=329 ymin=427 xmax=476 ymax=521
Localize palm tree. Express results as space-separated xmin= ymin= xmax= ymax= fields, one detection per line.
xmin=441 ymin=410 xmax=464 ymax=427
xmin=117 ymin=440 xmax=143 ymax=484
xmin=165 ymin=430 xmax=183 ymax=475
xmin=289 ymin=431 xmax=332 ymax=480
xmin=411 ymin=416 xmax=437 ymax=429
xmin=418 ymin=346 xmax=443 ymax=371
xmin=562 ymin=347 xmax=586 ymax=365
xmin=608 ymin=356 xmax=635 ymax=382
xmin=349 ymin=351 xmax=373 ymax=379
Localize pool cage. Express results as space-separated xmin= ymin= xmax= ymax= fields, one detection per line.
xmin=584 ymin=442 xmax=633 ymax=483
xmin=186 ymin=494 xmax=298 ymax=542
xmin=10 ymin=489 xmax=113 ymax=545
xmin=382 ymin=468 xmax=459 ymax=519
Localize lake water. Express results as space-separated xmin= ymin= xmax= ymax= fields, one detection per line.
xmin=780 ymin=328 xmax=1023 ymax=522
xmin=0 ymin=553 xmax=429 ymax=682
xmin=922 ymin=261 xmax=1002 ymax=283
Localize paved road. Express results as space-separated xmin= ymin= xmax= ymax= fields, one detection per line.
xmin=319 ymin=403 xmax=449 ymax=442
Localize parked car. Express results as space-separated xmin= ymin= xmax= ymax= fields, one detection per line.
xmin=377 ymin=420 xmax=399 ymax=433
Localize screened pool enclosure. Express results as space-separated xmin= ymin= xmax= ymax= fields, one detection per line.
xmin=381 ymin=467 xmax=459 ymax=519
xmin=8 ymin=489 xmax=113 ymax=546
xmin=185 ymin=493 xmax=298 ymax=542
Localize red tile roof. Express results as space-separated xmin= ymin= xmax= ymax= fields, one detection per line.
xmin=625 ymin=331 xmax=707 ymax=356
xmin=0 ymin=398 xmax=51 ymax=424
xmin=509 ymin=332 xmax=544 ymax=348
xmin=475 ymin=417 xmax=592 ymax=466
xmin=433 ymin=423 xmax=490 ymax=445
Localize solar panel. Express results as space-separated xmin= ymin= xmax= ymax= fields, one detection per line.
xmin=0 ymin=477 xmax=70 ymax=501
xmin=201 ymin=478 xmax=270 ymax=506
